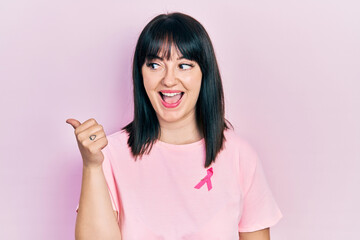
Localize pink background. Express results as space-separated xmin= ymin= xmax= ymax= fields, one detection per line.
xmin=1 ymin=0 xmax=359 ymax=239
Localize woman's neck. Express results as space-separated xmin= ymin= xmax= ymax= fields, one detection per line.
xmin=157 ymin=111 xmax=203 ymax=145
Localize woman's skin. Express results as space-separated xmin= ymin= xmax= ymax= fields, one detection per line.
xmin=142 ymin=44 xmax=203 ymax=145
xmin=239 ymin=228 xmax=270 ymax=240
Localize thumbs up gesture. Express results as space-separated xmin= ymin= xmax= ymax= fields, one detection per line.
xmin=66 ymin=118 xmax=108 ymax=168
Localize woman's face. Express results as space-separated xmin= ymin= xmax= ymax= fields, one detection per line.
xmin=142 ymin=44 xmax=202 ymax=125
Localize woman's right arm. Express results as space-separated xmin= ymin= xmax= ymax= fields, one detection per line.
xmin=75 ymin=165 xmax=122 ymax=240
xmin=66 ymin=118 xmax=122 ymax=240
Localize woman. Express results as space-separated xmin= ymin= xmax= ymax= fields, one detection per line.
xmin=67 ymin=12 xmax=283 ymax=240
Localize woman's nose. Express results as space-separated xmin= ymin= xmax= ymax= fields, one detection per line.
xmin=162 ymin=67 xmax=177 ymax=87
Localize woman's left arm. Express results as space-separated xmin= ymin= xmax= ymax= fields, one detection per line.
xmin=238 ymin=227 xmax=270 ymax=240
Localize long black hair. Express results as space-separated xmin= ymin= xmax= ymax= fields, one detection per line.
xmin=122 ymin=12 xmax=233 ymax=168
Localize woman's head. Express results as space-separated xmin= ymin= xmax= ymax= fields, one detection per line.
xmin=122 ymin=12 xmax=233 ymax=168
xmin=142 ymin=44 xmax=202 ymax=126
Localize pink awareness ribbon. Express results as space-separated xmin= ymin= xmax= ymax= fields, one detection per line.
xmin=194 ymin=167 xmax=213 ymax=191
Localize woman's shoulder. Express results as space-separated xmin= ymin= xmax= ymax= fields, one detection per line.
xmin=223 ymin=128 xmax=258 ymax=156
xmin=105 ymin=129 xmax=130 ymax=150
xmin=102 ymin=129 xmax=133 ymax=164
xmin=224 ymin=128 xmax=249 ymax=146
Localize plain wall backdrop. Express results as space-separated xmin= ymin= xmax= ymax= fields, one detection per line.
xmin=1 ymin=0 xmax=359 ymax=239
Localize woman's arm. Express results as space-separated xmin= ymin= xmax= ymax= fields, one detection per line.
xmin=239 ymin=227 xmax=270 ymax=240
xmin=75 ymin=165 xmax=122 ymax=240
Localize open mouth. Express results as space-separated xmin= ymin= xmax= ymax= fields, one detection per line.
xmin=158 ymin=92 xmax=184 ymax=107
xmin=159 ymin=92 xmax=184 ymax=102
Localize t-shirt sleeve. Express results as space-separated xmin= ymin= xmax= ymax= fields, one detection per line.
xmin=75 ymin=142 xmax=120 ymax=222
xmin=238 ymin=141 xmax=283 ymax=232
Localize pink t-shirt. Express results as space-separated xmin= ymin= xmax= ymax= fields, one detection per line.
xmin=89 ymin=128 xmax=282 ymax=239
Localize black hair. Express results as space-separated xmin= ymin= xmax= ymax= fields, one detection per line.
xmin=121 ymin=11 xmax=233 ymax=168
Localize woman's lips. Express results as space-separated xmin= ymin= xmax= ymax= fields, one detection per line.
xmin=159 ymin=92 xmax=184 ymax=108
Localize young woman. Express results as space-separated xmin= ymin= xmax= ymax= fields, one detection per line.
xmin=67 ymin=12 xmax=283 ymax=240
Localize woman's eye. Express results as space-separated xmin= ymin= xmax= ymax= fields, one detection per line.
xmin=146 ymin=62 xmax=160 ymax=70
xmin=179 ymin=64 xmax=194 ymax=70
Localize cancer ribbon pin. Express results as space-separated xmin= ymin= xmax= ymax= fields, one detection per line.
xmin=194 ymin=167 xmax=213 ymax=191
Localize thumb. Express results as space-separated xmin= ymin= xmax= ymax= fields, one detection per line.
xmin=66 ymin=118 xmax=81 ymax=129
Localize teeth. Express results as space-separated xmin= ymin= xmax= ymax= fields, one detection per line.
xmin=162 ymin=92 xmax=182 ymax=97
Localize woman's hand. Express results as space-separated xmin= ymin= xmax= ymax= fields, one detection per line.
xmin=66 ymin=118 xmax=108 ymax=168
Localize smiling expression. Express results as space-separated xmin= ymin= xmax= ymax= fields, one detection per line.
xmin=142 ymin=44 xmax=202 ymax=124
